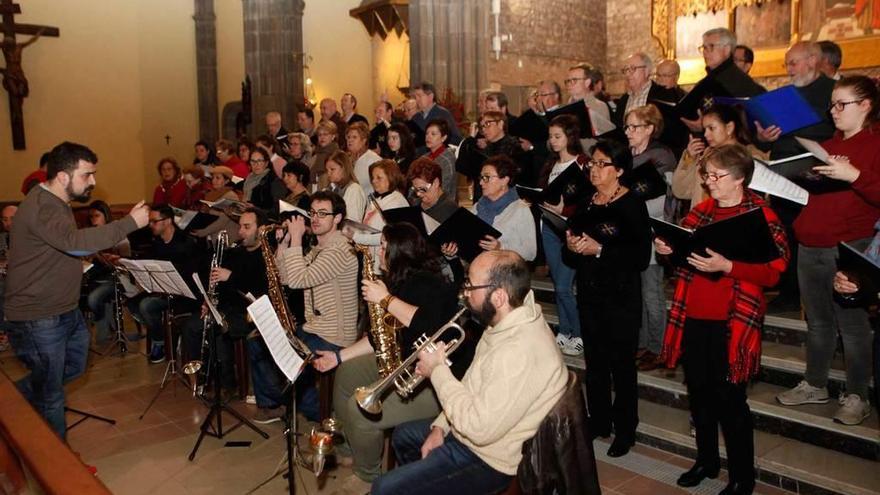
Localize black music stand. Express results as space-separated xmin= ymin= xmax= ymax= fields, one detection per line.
xmin=188 ymin=274 xmax=268 ymax=461
xmin=118 ymin=259 xmax=198 ymax=420
xmin=66 ymin=406 xmax=116 ymax=431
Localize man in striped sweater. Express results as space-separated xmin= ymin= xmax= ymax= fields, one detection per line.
xmin=278 ymin=190 xmax=359 ymax=421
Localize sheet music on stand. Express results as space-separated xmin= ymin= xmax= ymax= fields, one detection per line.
xmin=118 ymin=259 xmax=196 ymax=299
xmin=192 ymin=274 xmax=224 ymax=326
xmin=247 ymin=295 xmax=305 ymax=383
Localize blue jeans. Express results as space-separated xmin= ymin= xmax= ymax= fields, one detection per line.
xmin=541 ymin=224 xmax=580 ymax=338
xmin=127 ymin=294 xmax=169 ymax=343
xmin=372 ymin=419 xmax=512 ymax=495
xmin=248 ymin=325 xmax=341 ymax=418
xmin=6 ymin=309 xmax=90 ymax=439
xmin=87 ymin=280 xmax=116 ymax=342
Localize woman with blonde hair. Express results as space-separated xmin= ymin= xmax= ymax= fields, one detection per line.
xmin=326 ymin=150 xmax=367 ymax=221
xmin=312 ymin=120 xmax=341 ymax=191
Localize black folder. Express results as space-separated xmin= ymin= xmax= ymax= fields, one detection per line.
xmin=567 ymin=204 xmax=628 ymax=243
xmin=546 ymin=101 xmax=593 ymax=138
xmin=651 ymin=208 xmax=779 ymax=267
xmin=623 ymin=163 xmax=667 ymax=201
xmin=509 ymin=109 xmax=549 ymax=145
xmin=544 ymin=162 xmax=594 ymax=206
xmin=428 ymin=208 xmax=503 ymax=262
xmin=678 ymin=77 xmax=728 ymax=120
xmin=381 ymin=206 xmax=429 ymax=237
xmin=514 ymin=185 xmax=545 ymax=204
xmin=756 ymin=154 xmax=849 ymax=194
xmin=648 ymin=99 xmax=690 ymax=156
xmin=538 ymin=205 xmax=570 ymax=238
xmin=837 ymin=242 xmax=880 ymax=299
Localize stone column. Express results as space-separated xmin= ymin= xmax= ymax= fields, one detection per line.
xmin=194 ymin=0 xmax=219 ymax=143
xmin=242 ymin=0 xmax=305 ymax=134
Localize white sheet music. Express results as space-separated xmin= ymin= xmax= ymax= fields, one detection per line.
xmin=247 ymin=295 xmax=305 ymax=383
xmin=750 ymin=161 xmax=809 ymax=206
xmin=192 ymin=274 xmax=224 ymax=326
xmin=279 ymin=199 xmax=310 ymax=217
xmin=423 ymin=213 xmax=441 ymax=235
xmin=117 ymin=259 xmax=196 ymax=299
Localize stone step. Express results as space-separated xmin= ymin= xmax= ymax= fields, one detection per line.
xmin=634 ymin=398 xmax=880 ymax=495
xmin=563 ymin=354 xmax=880 ymax=461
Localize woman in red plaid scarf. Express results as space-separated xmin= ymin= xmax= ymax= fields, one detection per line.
xmin=656 ymin=144 xmax=790 ymax=495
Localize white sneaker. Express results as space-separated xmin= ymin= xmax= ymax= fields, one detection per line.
xmin=562 ymin=337 xmax=584 ymax=356
xmin=833 ymin=394 xmax=871 ymax=425
xmin=776 ymin=380 xmax=830 ymax=406
xmin=555 ymin=333 xmax=570 ymax=350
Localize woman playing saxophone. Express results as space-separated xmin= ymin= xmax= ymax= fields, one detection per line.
xmin=310 ymin=222 xmax=463 ymax=493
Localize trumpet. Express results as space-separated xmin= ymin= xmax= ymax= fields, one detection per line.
xmin=355 ymin=308 xmax=467 ymax=414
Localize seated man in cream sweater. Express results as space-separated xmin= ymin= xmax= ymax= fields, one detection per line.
xmin=371 ymin=250 xmax=568 ymax=495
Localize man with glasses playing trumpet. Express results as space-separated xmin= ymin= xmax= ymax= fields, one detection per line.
xmin=371 ymin=250 xmax=567 ymax=495
xmin=310 ymin=221 xmax=463 ymax=495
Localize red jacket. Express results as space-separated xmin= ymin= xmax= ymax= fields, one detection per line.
xmin=152 ymin=178 xmax=188 ymax=208
xmin=793 ymin=126 xmax=880 ymax=247
xmin=223 ymin=156 xmax=250 ymax=180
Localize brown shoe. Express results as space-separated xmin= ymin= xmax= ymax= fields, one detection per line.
xmin=635 ymin=348 xmax=649 ymax=360
xmin=637 ymin=351 xmax=659 ymax=371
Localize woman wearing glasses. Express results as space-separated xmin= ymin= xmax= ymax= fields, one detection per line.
xmin=244 ymin=147 xmax=282 ymax=214
xmin=565 ymin=139 xmax=651 ymax=458
xmin=624 ymin=105 xmax=678 ymax=371
xmin=775 ymin=76 xmax=880 ymax=427
xmin=453 ymin=155 xmax=536 ymax=261
xmin=671 ymin=104 xmax=765 ymax=210
xmin=407 ymin=157 xmax=459 ymax=223
xmin=311 ymin=222 xmax=462 ymax=494
xmin=656 ymin=144 xmax=789 ymax=494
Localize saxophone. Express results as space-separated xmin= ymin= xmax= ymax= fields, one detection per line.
xmin=354 ymin=244 xmax=402 ymax=378
xmin=258 ymin=225 xmax=314 ymax=361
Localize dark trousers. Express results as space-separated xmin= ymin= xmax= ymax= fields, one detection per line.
xmin=577 ymin=274 xmax=641 ymax=441
xmin=371 ymin=419 xmax=512 ymax=495
xmin=182 ymin=313 xmax=237 ymax=391
xmin=682 ymin=318 xmax=755 ymax=484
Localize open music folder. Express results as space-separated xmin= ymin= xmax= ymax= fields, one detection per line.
xmin=428 ymin=208 xmax=502 ymax=262
xmin=837 ymin=242 xmax=880 ymax=300
xmin=650 ymin=208 xmax=779 ymax=268
xmin=714 ymin=85 xmax=822 ymax=136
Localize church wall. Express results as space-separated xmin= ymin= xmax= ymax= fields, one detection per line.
xmin=487 ymin=0 xmax=607 ymax=112
xmin=371 ymin=31 xmax=410 ymax=108
xmin=0 ymin=0 xmax=200 ymax=205
xmin=605 ymin=0 xmax=662 ymax=95
xmin=216 ymin=0 xmax=246 ymax=130
xmin=303 ymin=0 xmax=376 ymax=124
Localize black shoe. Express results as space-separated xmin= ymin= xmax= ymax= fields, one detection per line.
xmin=606 ymin=436 xmax=634 ymax=457
xmin=719 ymin=481 xmax=755 ymax=495
xmin=590 ymin=429 xmax=611 ymax=441
xmin=676 ymin=463 xmax=720 ymax=487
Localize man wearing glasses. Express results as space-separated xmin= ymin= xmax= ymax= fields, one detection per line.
xmin=681 ymin=28 xmax=764 ymax=132
xmin=565 ymin=62 xmax=616 ymax=135
xmin=277 ymin=190 xmax=359 ymax=421
xmin=612 ymin=52 xmax=677 ymax=128
xmin=372 ymin=250 xmax=568 ymax=495
xmin=128 ymin=204 xmax=201 ymax=364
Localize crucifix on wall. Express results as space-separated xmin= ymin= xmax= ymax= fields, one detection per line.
xmin=0 ymin=0 xmax=59 ymax=150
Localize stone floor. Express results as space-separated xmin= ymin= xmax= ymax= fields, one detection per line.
xmin=1 ymin=336 xmax=790 ymax=495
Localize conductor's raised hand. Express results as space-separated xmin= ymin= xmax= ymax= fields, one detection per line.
xmin=129 ymin=201 xmax=150 ymax=228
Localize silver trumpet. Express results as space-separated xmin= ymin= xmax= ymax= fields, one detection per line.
xmin=355 ymin=308 xmax=467 ymax=414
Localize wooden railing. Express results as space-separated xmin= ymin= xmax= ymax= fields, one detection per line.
xmin=0 ymin=372 xmax=111 ymax=495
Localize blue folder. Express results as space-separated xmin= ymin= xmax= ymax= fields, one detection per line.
xmin=715 ymin=85 xmax=822 ymax=136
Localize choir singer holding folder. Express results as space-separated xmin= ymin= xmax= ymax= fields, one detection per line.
xmin=656 ymin=144 xmax=789 ymax=495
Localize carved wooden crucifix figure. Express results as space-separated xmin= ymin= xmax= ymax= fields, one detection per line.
xmin=0 ymin=0 xmax=58 ymax=150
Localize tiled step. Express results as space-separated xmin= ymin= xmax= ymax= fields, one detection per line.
xmin=538 ymin=300 xmax=872 ymax=399
xmin=634 ymin=399 xmax=880 ymax=495
xmin=563 ymin=353 xmax=880 ymax=461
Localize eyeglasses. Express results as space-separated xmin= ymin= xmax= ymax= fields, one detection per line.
xmin=623 ymin=124 xmax=651 ymax=132
xmin=563 ymin=77 xmax=587 ymax=85
xmin=699 ymin=170 xmax=731 ymax=182
xmin=410 ymin=182 xmax=433 ymax=194
xmin=697 ymin=43 xmax=720 ymax=53
xmin=479 ymin=174 xmax=500 ymax=182
xmin=249 ymin=158 xmax=266 ymax=165
xmin=461 ymin=279 xmax=494 ymax=293
xmin=828 ymin=99 xmax=864 ymax=112
xmin=587 ymin=159 xmax=614 ymax=169
xmin=308 ymin=209 xmax=334 ymax=218
xmin=480 ymin=120 xmax=501 ymax=129
xmin=621 ymin=65 xmax=646 ymax=75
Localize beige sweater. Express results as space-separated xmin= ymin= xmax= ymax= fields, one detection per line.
xmin=277 ymin=230 xmax=359 ymax=347
xmin=430 ymin=291 xmax=567 ymax=475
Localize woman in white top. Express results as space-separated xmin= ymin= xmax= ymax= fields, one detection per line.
xmin=348 ymin=122 xmax=383 ymax=197
xmin=348 ymin=160 xmax=410 ymax=269
xmin=326 ymin=150 xmax=367 ymax=222
xmin=469 ymin=155 xmax=537 ymax=261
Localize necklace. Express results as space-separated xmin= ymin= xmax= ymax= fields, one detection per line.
xmin=590 ymin=184 xmax=622 ymax=208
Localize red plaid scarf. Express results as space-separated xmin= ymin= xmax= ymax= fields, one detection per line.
xmin=659 ymin=190 xmax=790 ymax=383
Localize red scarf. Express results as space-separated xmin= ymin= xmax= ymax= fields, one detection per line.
xmin=659 ymin=190 xmax=790 ymax=383
xmin=428 ymin=145 xmax=448 ymax=160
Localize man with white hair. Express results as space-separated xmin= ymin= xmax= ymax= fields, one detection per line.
xmin=265 ymin=111 xmax=290 ymax=151
xmin=681 ymin=28 xmax=764 ymax=131
xmin=612 ymin=52 xmax=676 ymax=127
